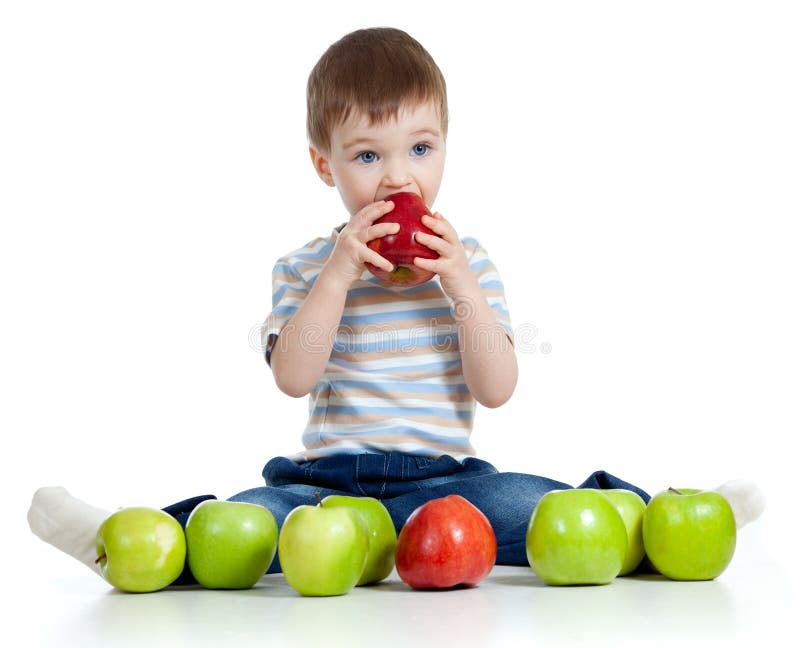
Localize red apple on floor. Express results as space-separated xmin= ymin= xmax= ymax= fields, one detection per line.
xmin=366 ymin=191 xmax=439 ymax=286
xmin=395 ymin=495 xmax=496 ymax=589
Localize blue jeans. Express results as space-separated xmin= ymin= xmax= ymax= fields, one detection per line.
xmin=165 ymin=452 xmax=649 ymax=577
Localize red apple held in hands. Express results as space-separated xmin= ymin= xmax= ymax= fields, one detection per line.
xmin=366 ymin=192 xmax=440 ymax=286
xmin=395 ymin=495 xmax=497 ymax=589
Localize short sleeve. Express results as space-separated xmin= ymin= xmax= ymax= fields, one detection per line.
xmin=262 ymin=259 xmax=310 ymax=366
xmin=462 ymin=238 xmax=513 ymax=340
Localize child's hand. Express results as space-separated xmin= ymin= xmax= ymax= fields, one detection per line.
xmin=325 ymin=200 xmax=399 ymax=288
xmin=413 ymin=213 xmax=479 ymax=301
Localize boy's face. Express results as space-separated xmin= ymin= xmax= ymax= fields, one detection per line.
xmin=311 ymin=100 xmax=446 ymax=216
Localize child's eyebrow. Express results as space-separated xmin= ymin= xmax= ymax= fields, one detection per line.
xmin=410 ymin=128 xmax=441 ymax=139
xmin=342 ymin=127 xmax=442 ymax=150
xmin=342 ymin=129 xmax=441 ymax=151
xmin=341 ymin=136 xmax=378 ymax=151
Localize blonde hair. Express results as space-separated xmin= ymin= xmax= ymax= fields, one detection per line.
xmin=307 ymin=27 xmax=448 ymax=152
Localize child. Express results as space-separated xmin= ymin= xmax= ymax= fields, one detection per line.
xmin=29 ymin=27 xmax=764 ymax=579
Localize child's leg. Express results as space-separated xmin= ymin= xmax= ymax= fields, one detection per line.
xmin=579 ymin=471 xmax=764 ymax=529
xmin=27 ymin=488 xmax=218 ymax=578
xmin=714 ymin=479 xmax=765 ymax=529
xmin=383 ymin=468 xmax=764 ymax=566
xmin=26 ymin=454 xmax=368 ymax=580
xmin=577 ymin=470 xmax=651 ymax=502
xmin=26 ymin=484 xmax=329 ymax=579
xmin=27 ymin=487 xmax=111 ymax=574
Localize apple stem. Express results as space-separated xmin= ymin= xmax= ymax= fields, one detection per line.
xmin=668 ymin=487 xmax=685 ymax=496
xmin=315 ymin=491 xmax=322 ymax=506
xmin=94 ymin=552 xmax=106 ymax=565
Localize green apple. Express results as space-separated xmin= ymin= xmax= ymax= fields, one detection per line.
xmin=321 ymin=495 xmax=397 ymax=585
xmin=598 ymin=489 xmax=647 ymax=575
xmin=95 ymin=507 xmax=186 ymax=593
xmin=185 ymin=500 xmax=278 ymax=589
xmin=526 ymin=489 xmax=627 ymax=585
xmin=643 ymin=487 xmax=736 ymax=581
xmin=278 ymin=503 xmax=369 ymax=596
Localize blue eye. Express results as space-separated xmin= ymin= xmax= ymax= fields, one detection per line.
xmin=358 ymin=151 xmax=377 ymax=164
xmin=412 ymin=143 xmax=430 ymax=157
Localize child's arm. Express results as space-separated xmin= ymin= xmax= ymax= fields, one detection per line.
xmin=414 ymin=213 xmax=518 ymax=408
xmin=270 ymin=200 xmax=399 ymax=397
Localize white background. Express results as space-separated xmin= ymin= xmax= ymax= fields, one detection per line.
xmin=2 ymin=0 xmax=798 ymax=592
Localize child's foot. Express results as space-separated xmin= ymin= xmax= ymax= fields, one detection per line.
xmin=715 ymin=479 xmax=766 ymax=529
xmin=27 ymin=486 xmax=111 ymax=574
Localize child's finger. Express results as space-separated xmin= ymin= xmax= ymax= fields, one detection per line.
xmin=413 ymin=256 xmax=437 ymax=271
xmin=366 ymin=251 xmax=394 ymax=273
xmin=366 ymin=221 xmax=400 ymax=241
xmin=414 ymin=230 xmax=447 ymax=254
xmin=361 ymin=200 xmax=395 ymax=225
xmin=421 ymin=213 xmax=453 ymax=240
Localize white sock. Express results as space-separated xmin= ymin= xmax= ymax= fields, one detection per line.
xmin=27 ymin=486 xmax=111 ymax=574
xmin=715 ymin=479 xmax=766 ymax=530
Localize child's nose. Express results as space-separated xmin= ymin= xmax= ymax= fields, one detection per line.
xmin=382 ymin=159 xmax=411 ymax=188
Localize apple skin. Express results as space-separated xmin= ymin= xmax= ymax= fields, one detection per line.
xmin=95 ymin=507 xmax=186 ymax=593
xmin=526 ymin=489 xmax=628 ymax=586
xmin=395 ymin=495 xmax=497 ymax=590
xmin=321 ymin=495 xmax=397 ymax=585
xmin=598 ymin=489 xmax=647 ymax=575
xmin=185 ymin=500 xmax=278 ymax=589
xmin=643 ymin=488 xmax=736 ymax=581
xmin=278 ymin=504 xmax=369 ymax=596
xmin=365 ymin=191 xmax=439 ymax=286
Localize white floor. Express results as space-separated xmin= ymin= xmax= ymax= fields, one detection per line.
xmin=19 ymin=529 xmax=797 ymax=648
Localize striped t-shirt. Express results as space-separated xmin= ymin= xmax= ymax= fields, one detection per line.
xmin=263 ymin=224 xmax=513 ymax=462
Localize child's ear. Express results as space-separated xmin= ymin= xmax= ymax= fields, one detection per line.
xmin=309 ymin=146 xmax=336 ymax=187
